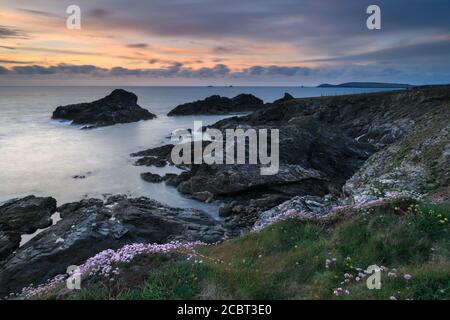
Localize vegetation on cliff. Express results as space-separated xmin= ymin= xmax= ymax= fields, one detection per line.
xmin=24 ymin=198 xmax=449 ymax=300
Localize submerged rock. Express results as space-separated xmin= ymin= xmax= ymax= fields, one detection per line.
xmin=52 ymin=89 xmax=156 ymax=128
xmin=0 ymin=195 xmax=227 ymax=296
xmin=167 ymin=94 xmax=264 ymax=116
xmin=140 ymin=172 xmax=164 ymax=183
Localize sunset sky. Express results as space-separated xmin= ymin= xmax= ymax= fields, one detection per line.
xmin=1 ymin=0 xmax=449 ymax=85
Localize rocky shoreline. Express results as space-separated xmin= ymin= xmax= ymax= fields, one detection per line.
xmin=0 ymin=195 xmax=231 ymax=295
xmin=1 ymin=85 xmax=449 ymax=296
xmin=133 ymin=86 xmax=450 ymax=230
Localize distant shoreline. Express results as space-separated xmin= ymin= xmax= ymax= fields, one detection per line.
xmin=317 ymin=82 xmax=414 ymax=89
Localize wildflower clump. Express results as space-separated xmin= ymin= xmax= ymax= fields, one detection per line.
xmin=19 ymin=241 xmax=207 ymax=299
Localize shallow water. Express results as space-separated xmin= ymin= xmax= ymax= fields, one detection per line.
xmin=0 ymin=86 xmax=395 ymax=216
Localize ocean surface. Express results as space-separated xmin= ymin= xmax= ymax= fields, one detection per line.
xmin=0 ymin=86 xmax=395 ymax=216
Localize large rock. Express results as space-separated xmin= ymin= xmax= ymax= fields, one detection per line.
xmin=52 ymin=89 xmax=156 ymax=128
xmin=167 ymin=94 xmax=264 ymax=116
xmin=0 ymin=196 xmax=57 ymax=260
xmin=0 ymin=195 xmax=227 ymax=295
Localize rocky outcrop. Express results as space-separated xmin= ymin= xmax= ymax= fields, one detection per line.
xmin=140 ymin=172 xmax=163 ymax=183
xmin=0 ymin=196 xmax=57 ymax=260
xmin=254 ymin=195 xmax=336 ymax=228
xmin=167 ymin=94 xmax=264 ymax=116
xmin=52 ymin=89 xmax=156 ymax=128
xmin=213 ymin=86 xmax=450 ymax=149
xmin=273 ymin=92 xmax=294 ymax=103
xmin=131 ymin=144 xmax=174 ymax=167
xmin=343 ymin=101 xmax=450 ymax=204
xmin=0 ymin=195 xmax=227 ymax=296
xmin=136 ymin=86 xmax=450 ymax=230
xmin=251 ymin=86 xmax=450 ymax=228
xmin=146 ymin=120 xmax=373 ymax=229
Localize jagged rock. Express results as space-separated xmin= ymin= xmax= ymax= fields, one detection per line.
xmin=0 ymin=231 xmax=20 ymax=261
xmin=167 ymin=94 xmax=264 ymax=116
xmin=213 ymin=86 xmax=450 ymax=149
xmin=131 ymin=144 xmax=175 ymax=168
xmin=0 ymin=195 xmax=227 ymax=296
xmin=164 ymin=173 xmax=189 ymax=187
xmin=169 ymin=123 xmax=369 ymax=230
xmin=254 ymin=195 xmax=336 ymax=228
xmin=343 ymin=103 xmax=450 ymax=204
xmin=0 ymin=196 xmax=57 ymax=261
xmin=134 ymin=157 xmax=167 ymax=167
xmin=131 ymin=144 xmax=174 ymax=158
xmin=0 ymin=195 xmax=56 ymax=235
xmin=140 ymin=172 xmax=163 ymax=183
xmin=273 ymin=92 xmax=294 ymax=103
xmin=52 ymin=89 xmax=156 ymax=128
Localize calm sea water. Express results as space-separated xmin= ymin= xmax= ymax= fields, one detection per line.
xmin=0 ymin=86 xmax=394 ymax=216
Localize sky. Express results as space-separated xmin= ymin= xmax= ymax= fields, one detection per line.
xmin=0 ymin=0 xmax=449 ymax=86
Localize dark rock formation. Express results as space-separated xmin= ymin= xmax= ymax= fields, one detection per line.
xmin=167 ymin=94 xmax=264 ymax=116
xmin=134 ymin=157 xmax=168 ymax=167
xmin=0 ymin=195 xmax=227 ymax=295
xmin=131 ymin=144 xmax=173 ymax=167
xmin=167 ymin=120 xmax=372 ymax=229
xmin=0 ymin=196 xmax=57 ymax=260
xmin=135 ymin=86 xmax=450 ymax=229
xmin=273 ymin=92 xmax=294 ymax=103
xmin=140 ymin=172 xmax=163 ymax=183
xmin=52 ymin=89 xmax=156 ymax=128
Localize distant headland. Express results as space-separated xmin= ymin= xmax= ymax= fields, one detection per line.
xmin=317 ymin=82 xmax=414 ymax=88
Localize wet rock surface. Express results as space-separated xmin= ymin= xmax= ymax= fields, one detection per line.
xmin=0 ymin=195 xmax=227 ymax=295
xmin=52 ymin=89 xmax=156 ymax=128
xmin=140 ymin=172 xmax=164 ymax=183
xmin=0 ymin=196 xmax=57 ymax=260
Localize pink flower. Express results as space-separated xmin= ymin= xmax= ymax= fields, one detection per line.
xmin=388 ymin=272 xmax=397 ymax=278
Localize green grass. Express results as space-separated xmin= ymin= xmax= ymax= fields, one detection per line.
xmin=43 ymin=199 xmax=450 ymax=300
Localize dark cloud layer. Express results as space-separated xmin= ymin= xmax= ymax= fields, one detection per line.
xmin=0 ymin=25 xmax=28 ymax=39
xmin=0 ymin=62 xmax=407 ymax=80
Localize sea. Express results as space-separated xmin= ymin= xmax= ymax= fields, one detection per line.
xmin=0 ymin=86 xmax=395 ymax=216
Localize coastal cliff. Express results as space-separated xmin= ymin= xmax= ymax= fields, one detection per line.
xmin=1 ymin=86 xmax=449 ymax=299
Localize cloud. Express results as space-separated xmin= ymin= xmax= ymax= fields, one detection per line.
xmin=0 ymin=25 xmax=28 ymax=39
xmin=126 ymin=43 xmax=148 ymax=48
xmin=2 ymin=62 xmax=295 ymax=78
xmin=301 ymin=39 xmax=450 ymax=64
xmin=12 ymin=64 xmax=108 ymax=75
xmin=86 ymin=8 xmax=110 ymax=18
xmin=0 ymin=45 xmax=16 ymax=50
xmin=16 ymin=8 xmax=60 ymax=18
xmin=242 ymin=65 xmax=312 ymax=77
xmin=0 ymin=59 xmax=35 ymax=64
xmin=2 ymin=61 xmax=450 ymax=85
